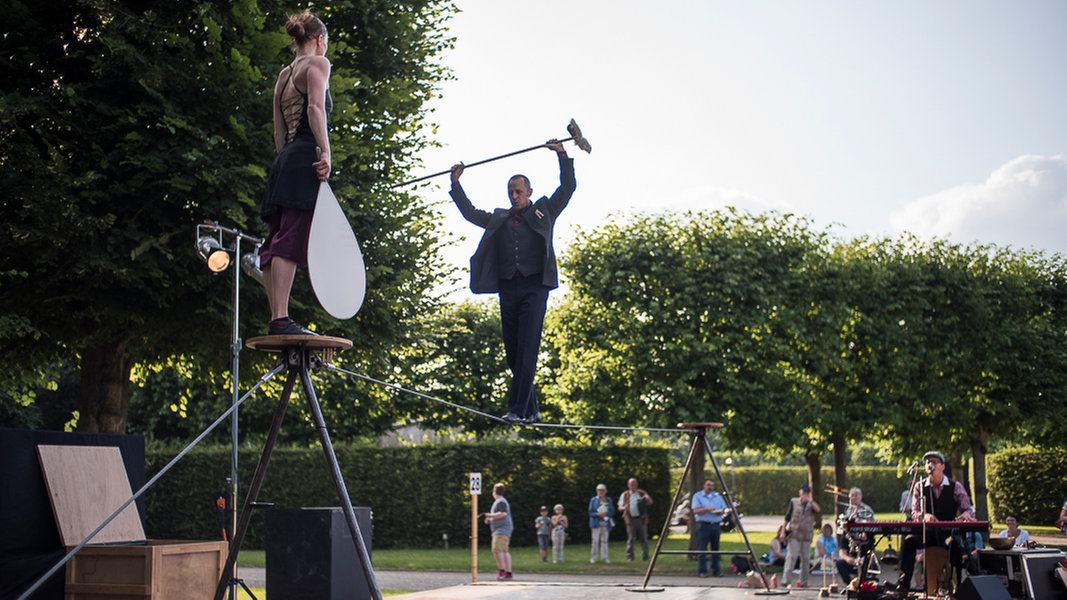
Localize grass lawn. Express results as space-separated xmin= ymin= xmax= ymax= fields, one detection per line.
xmin=237 ymin=529 xmax=778 ymax=574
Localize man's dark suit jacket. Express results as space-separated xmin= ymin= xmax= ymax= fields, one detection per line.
xmin=450 ymin=155 xmax=576 ymax=294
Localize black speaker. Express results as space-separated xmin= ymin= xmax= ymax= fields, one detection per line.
xmin=957 ymin=575 xmax=1011 ymax=600
xmin=1020 ymin=553 xmax=1067 ymax=600
xmin=266 ymin=507 xmax=373 ymax=600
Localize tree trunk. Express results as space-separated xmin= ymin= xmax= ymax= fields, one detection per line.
xmin=77 ymin=337 xmax=133 ymax=433
xmin=970 ymin=425 xmax=989 ymax=522
xmin=832 ymin=430 xmax=848 ymax=494
xmin=805 ymin=452 xmax=823 ymax=523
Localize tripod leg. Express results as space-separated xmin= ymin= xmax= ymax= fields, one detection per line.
xmin=299 ymin=359 xmax=382 ymax=600
xmin=236 ymin=577 xmax=258 ymax=600
xmin=641 ymin=433 xmax=704 ymax=589
xmin=700 ymin=434 xmax=772 ymax=592
xmin=214 ymin=368 xmax=298 ymax=600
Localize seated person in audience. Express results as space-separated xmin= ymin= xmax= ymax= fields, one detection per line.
xmin=1055 ymin=497 xmax=1067 ymax=531
xmin=998 ymin=513 xmax=1031 ymax=547
xmin=761 ymin=524 xmax=788 ymax=566
xmin=814 ymin=522 xmax=837 ymax=571
xmin=962 ymin=529 xmax=985 ymax=575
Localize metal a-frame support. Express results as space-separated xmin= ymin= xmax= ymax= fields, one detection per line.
xmin=638 ymin=422 xmax=787 ymax=595
xmin=212 ymin=335 xmax=381 ymax=600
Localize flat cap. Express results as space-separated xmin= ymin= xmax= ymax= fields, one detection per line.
xmin=923 ymin=451 xmax=945 ymax=463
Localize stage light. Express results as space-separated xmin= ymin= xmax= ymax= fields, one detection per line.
xmin=241 ymin=250 xmax=265 ymax=287
xmin=192 ymin=221 xmax=263 ymax=599
xmin=196 ymin=236 xmax=231 ymax=272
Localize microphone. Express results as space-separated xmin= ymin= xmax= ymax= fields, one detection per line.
xmin=925 ymin=463 xmax=935 ymax=474
xmin=906 ymin=460 xmax=921 ymax=474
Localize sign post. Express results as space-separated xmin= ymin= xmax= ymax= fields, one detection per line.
xmin=469 ymin=472 xmax=481 ymax=583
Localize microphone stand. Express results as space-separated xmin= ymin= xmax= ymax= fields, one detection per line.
xmin=900 ymin=460 xmax=922 ymax=598
xmin=920 ymin=488 xmax=928 ymax=600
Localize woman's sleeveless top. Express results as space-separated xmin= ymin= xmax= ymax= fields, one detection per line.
xmin=278 ymin=63 xmax=333 ymax=144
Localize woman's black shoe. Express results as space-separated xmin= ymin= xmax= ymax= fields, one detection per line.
xmin=268 ymin=318 xmax=318 ymax=336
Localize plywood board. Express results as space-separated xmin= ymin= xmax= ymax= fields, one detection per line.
xmin=37 ymin=445 xmax=146 ymax=546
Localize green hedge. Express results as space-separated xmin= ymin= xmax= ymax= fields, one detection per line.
xmin=713 ymin=466 xmax=911 ymax=517
xmin=143 ymin=445 xmax=1067 ymax=550
xmin=988 ymin=446 xmax=1067 ymax=525
xmin=144 ymin=442 xmax=671 ymax=549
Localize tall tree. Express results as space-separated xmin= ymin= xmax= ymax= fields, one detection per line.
xmin=545 ymin=208 xmax=1067 ymax=501
xmin=545 ymin=209 xmax=825 ymax=456
xmin=0 ymin=0 xmax=457 ymax=432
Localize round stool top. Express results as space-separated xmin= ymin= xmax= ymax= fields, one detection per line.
xmin=246 ymin=334 xmax=353 ymax=351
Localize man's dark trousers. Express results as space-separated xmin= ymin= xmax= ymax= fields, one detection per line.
xmin=697 ymin=521 xmax=722 ymax=575
xmin=499 ymin=273 xmax=549 ymax=418
xmin=899 ymin=531 xmax=965 ymax=589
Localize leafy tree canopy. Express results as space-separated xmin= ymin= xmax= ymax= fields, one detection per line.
xmin=0 ymin=0 xmax=459 ymax=432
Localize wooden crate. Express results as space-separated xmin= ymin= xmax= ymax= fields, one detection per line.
xmin=36 ymin=445 xmax=228 ymax=600
xmin=64 ymin=540 xmax=227 ymax=600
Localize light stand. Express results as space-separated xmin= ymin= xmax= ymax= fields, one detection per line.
xmin=196 ymin=222 xmax=264 ymax=600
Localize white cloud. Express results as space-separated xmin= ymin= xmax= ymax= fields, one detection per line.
xmin=891 ymin=155 xmax=1067 ymax=255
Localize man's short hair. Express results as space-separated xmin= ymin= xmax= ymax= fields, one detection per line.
xmin=508 ymin=174 xmax=530 ymax=189
xmin=493 ymin=483 xmax=506 ymax=496
xmin=849 ymin=487 xmax=862 ymax=496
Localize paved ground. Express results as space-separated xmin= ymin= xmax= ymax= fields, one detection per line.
xmin=238 ymin=568 xmax=829 ymax=599
xmin=238 ymin=516 xmax=811 ymax=596
xmin=237 ymin=515 xmax=1067 ymax=598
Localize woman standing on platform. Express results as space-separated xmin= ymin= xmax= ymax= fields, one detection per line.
xmin=259 ymin=9 xmax=333 ymax=336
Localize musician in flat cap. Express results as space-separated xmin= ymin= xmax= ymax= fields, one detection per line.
xmin=893 ymin=451 xmax=976 ymax=596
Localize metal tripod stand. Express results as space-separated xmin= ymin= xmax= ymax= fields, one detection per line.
xmin=212 ymin=335 xmax=381 ymax=600
xmin=640 ymin=422 xmax=785 ymax=595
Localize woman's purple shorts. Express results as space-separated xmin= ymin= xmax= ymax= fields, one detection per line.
xmin=260 ymin=208 xmax=314 ymax=268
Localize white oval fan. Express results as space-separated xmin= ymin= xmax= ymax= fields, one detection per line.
xmin=307 ymin=182 xmax=366 ymax=319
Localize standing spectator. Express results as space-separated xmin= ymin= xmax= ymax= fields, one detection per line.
xmin=998 ymin=513 xmax=1031 ymax=547
xmin=534 ymin=506 xmax=551 ymax=563
xmin=588 ymin=484 xmax=615 ymax=563
xmin=691 ymin=478 xmax=728 ymax=577
xmin=899 ymin=489 xmax=913 ymax=514
xmin=618 ymin=477 xmax=654 ymax=561
xmin=484 ymin=483 xmax=514 ymax=581
xmin=551 ymin=504 xmax=569 ymax=563
xmin=1054 ymin=497 xmax=1067 ymax=531
xmin=782 ymin=483 xmax=820 ymax=589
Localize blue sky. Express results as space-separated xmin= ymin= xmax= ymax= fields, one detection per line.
xmin=404 ymin=1 xmax=1067 ymax=295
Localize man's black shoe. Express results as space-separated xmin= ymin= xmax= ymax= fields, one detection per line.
xmin=268 ymin=318 xmax=318 ymax=336
xmin=522 ymin=412 xmax=542 ymax=425
xmin=501 ymin=412 xmax=523 ymax=424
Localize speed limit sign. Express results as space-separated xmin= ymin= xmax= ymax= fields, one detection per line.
xmin=469 ymin=472 xmax=482 ymax=495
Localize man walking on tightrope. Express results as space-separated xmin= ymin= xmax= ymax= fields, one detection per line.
xmin=449 ymin=141 xmax=575 ymax=425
